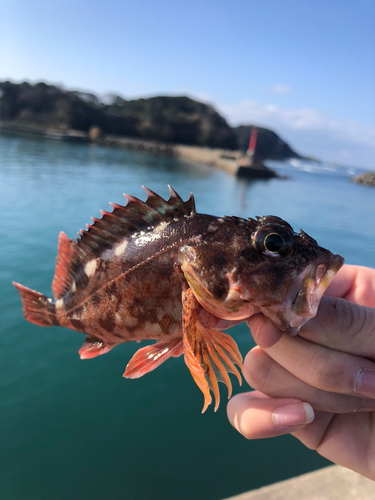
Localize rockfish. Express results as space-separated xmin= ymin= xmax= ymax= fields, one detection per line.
xmin=13 ymin=187 xmax=344 ymax=412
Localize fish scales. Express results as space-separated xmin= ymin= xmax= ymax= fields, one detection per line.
xmin=13 ymin=186 xmax=344 ymax=413
xmin=57 ymin=213 xmax=233 ymax=340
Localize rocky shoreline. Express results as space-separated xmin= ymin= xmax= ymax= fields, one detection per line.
xmin=352 ymin=171 xmax=375 ymax=187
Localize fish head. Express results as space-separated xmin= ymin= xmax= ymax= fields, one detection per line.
xmin=180 ymin=215 xmax=344 ymax=335
xmin=247 ymin=216 xmax=344 ymax=334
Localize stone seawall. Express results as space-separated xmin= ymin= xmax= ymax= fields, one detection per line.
xmin=223 ymin=465 xmax=374 ymax=500
xmin=98 ymin=134 xmax=241 ymax=175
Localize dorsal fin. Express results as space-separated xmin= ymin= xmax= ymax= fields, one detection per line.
xmin=52 ymin=232 xmax=77 ymax=299
xmin=75 ymin=186 xmax=196 ymax=258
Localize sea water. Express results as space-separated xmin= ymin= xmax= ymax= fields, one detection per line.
xmin=1 ymin=132 xmax=374 ymax=500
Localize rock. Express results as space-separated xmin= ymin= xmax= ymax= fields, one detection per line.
xmin=352 ymin=171 xmax=375 ymax=187
xmin=237 ymin=153 xmax=278 ymax=179
xmin=89 ymin=126 xmax=102 ymax=141
xmin=233 ymin=125 xmax=303 ymax=160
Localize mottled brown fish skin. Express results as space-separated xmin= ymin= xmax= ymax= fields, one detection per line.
xmin=52 ymin=213 xmax=234 ymax=343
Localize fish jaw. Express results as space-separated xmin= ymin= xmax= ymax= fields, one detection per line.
xmin=261 ymin=253 xmax=345 ymax=334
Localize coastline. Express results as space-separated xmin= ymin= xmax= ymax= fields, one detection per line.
xmin=0 ymin=122 xmax=255 ymax=176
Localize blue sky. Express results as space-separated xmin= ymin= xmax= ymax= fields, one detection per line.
xmin=1 ymin=0 xmax=374 ymax=167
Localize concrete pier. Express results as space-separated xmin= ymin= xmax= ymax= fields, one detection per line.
xmin=223 ymin=466 xmax=374 ymax=500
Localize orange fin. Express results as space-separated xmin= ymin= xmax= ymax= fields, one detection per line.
xmin=52 ymin=232 xmax=76 ymax=299
xmin=79 ymin=336 xmax=114 ymax=359
xmin=13 ymin=282 xmax=55 ymax=327
xmin=124 ymin=338 xmax=183 ymax=379
xmin=182 ymin=287 xmax=243 ymax=413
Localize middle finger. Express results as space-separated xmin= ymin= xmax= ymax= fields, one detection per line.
xmin=244 ymin=347 xmax=375 ymax=413
xmin=263 ymin=333 xmax=375 ymax=400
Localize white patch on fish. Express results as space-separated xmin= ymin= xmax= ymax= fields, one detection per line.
xmin=115 ymin=240 xmax=128 ymax=256
xmin=153 ymin=221 xmax=170 ymax=234
xmin=84 ymin=259 xmax=97 ymax=277
xmin=208 ymin=223 xmax=218 ymax=232
xmin=189 ymin=234 xmax=202 ymax=243
xmin=56 ymin=298 xmax=64 ymax=309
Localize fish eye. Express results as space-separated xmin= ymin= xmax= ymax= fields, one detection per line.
xmin=264 ymin=233 xmax=285 ymax=252
xmin=253 ymin=224 xmax=294 ymax=258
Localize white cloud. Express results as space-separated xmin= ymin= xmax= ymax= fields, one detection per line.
xmin=219 ymin=100 xmax=324 ymax=129
xmin=270 ymin=84 xmax=293 ymax=94
xmin=218 ymin=100 xmax=375 ymax=147
xmin=216 ymin=99 xmax=375 ymax=168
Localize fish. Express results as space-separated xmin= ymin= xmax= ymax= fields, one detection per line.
xmin=13 ymin=186 xmax=344 ymax=412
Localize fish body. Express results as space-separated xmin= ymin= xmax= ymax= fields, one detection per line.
xmin=14 ymin=187 xmax=344 ymax=412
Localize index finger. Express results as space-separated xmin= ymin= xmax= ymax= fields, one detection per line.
xmin=248 ymin=264 xmax=375 ymax=352
xmin=300 ymin=295 xmax=375 ymax=359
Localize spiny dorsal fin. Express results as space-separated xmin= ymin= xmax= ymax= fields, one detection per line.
xmin=75 ymin=186 xmax=195 ymax=258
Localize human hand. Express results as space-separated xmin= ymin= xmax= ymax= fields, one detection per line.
xmin=227 ymin=265 xmax=375 ymax=479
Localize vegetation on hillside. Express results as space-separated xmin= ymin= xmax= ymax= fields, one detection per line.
xmin=0 ymin=81 xmax=302 ymax=159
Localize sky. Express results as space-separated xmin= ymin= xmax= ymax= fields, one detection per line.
xmin=1 ymin=0 xmax=374 ymax=168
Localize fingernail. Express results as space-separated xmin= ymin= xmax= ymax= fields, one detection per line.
xmin=272 ymin=403 xmax=314 ymax=427
xmin=355 ymin=369 xmax=375 ymax=398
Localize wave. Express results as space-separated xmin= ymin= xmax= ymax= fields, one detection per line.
xmin=267 ymin=159 xmax=363 ymax=178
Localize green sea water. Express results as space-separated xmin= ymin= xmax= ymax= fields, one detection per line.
xmin=1 ymin=132 xmax=374 ymax=500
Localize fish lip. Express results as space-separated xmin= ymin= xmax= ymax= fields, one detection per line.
xmin=260 ymin=253 xmax=344 ymax=335
xmin=290 ymin=253 xmax=345 ymax=320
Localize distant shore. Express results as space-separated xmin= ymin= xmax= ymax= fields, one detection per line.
xmin=0 ymin=122 xmax=254 ymax=176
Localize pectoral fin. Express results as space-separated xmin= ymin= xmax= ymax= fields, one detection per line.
xmin=182 ymin=287 xmax=243 ymax=413
xmin=79 ymin=336 xmax=114 ymax=359
xmin=124 ymin=338 xmax=183 ymax=379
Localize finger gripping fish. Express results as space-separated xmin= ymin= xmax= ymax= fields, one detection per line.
xmin=13 ymin=186 xmax=344 ymax=412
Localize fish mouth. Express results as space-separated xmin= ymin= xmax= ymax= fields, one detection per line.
xmin=287 ymin=253 xmax=344 ymax=333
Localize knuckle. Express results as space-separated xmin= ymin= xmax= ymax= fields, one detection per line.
xmin=333 ymin=298 xmax=368 ymax=339
xmin=306 ymin=349 xmax=327 ymax=380
xmin=244 ymin=349 xmax=273 ymax=392
xmin=307 ymin=349 xmax=348 ymax=392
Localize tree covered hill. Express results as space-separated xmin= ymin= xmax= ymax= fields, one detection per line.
xmin=0 ymin=80 xmax=302 ymax=159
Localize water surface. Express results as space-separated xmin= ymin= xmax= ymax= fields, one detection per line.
xmin=1 ymin=132 xmax=374 ymax=500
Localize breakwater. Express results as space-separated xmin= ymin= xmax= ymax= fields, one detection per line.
xmin=100 ymin=135 xmax=242 ymax=174
xmin=0 ymin=122 xmax=278 ymax=177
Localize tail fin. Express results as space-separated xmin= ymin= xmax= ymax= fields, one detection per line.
xmin=13 ymin=282 xmax=56 ymax=327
